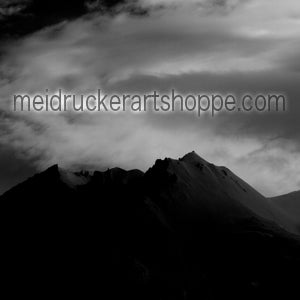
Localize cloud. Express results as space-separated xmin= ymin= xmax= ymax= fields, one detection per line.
xmin=1 ymin=0 xmax=300 ymax=196
xmin=137 ymin=0 xmax=251 ymax=12
xmin=0 ymin=0 xmax=130 ymax=40
xmin=0 ymin=3 xmax=27 ymax=18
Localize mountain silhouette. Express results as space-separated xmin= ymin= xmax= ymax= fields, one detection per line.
xmin=1 ymin=152 xmax=300 ymax=299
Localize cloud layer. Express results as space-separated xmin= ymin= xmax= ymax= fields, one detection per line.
xmin=1 ymin=0 xmax=300 ymax=196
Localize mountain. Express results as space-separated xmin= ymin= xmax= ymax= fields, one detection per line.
xmin=270 ymin=191 xmax=300 ymax=230
xmin=1 ymin=152 xmax=300 ymax=299
xmin=145 ymin=152 xmax=298 ymax=234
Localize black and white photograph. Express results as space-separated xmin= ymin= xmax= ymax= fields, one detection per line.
xmin=1 ymin=0 xmax=300 ymax=299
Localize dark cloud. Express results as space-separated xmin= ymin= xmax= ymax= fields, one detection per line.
xmin=0 ymin=0 xmax=131 ymax=40
xmin=0 ymin=0 xmax=28 ymax=18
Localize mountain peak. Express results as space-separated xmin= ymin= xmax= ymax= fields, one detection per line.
xmin=180 ymin=151 xmax=209 ymax=165
xmin=45 ymin=164 xmax=59 ymax=173
xmin=37 ymin=164 xmax=61 ymax=179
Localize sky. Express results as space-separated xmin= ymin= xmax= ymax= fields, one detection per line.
xmin=1 ymin=0 xmax=300 ymax=196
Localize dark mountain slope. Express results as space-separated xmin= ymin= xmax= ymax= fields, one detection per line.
xmin=1 ymin=152 xmax=300 ymax=299
xmin=270 ymin=191 xmax=300 ymax=222
xmin=270 ymin=191 xmax=300 ymax=232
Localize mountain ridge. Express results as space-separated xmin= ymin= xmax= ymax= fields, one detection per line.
xmin=1 ymin=151 xmax=300 ymax=299
xmin=2 ymin=151 xmax=299 ymax=235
